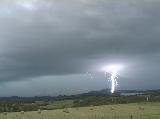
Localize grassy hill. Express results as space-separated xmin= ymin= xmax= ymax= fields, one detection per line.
xmin=0 ymin=89 xmax=159 ymax=112
xmin=0 ymin=102 xmax=159 ymax=119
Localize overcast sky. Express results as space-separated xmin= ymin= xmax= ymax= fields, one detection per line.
xmin=0 ymin=0 xmax=160 ymax=96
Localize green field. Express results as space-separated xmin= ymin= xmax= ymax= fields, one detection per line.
xmin=0 ymin=102 xmax=159 ymax=119
xmin=40 ymin=100 xmax=74 ymax=110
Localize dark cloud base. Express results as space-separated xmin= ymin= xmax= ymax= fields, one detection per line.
xmin=0 ymin=0 xmax=160 ymax=96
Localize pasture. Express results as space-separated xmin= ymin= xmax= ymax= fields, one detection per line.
xmin=0 ymin=102 xmax=159 ymax=119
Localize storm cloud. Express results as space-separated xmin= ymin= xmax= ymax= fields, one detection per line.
xmin=0 ymin=0 xmax=160 ymax=96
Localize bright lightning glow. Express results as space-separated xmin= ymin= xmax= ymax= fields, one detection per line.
xmin=102 ymin=64 xmax=124 ymax=93
xmin=110 ymin=72 xmax=118 ymax=93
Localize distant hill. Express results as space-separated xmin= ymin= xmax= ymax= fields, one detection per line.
xmin=0 ymin=89 xmax=159 ymax=102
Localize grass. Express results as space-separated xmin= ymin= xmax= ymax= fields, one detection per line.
xmin=40 ymin=100 xmax=74 ymax=110
xmin=0 ymin=102 xmax=159 ymax=119
xmin=46 ymin=100 xmax=73 ymax=109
